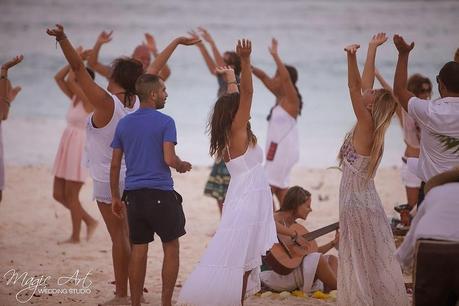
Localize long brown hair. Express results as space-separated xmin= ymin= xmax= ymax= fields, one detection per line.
xmin=110 ymin=57 xmax=144 ymax=106
xmin=339 ymin=89 xmax=397 ymax=179
xmin=208 ymin=92 xmax=257 ymax=159
xmin=407 ymin=73 xmax=432 ymax=97
xmin=279 ymin=186 xmax=311 ymax=212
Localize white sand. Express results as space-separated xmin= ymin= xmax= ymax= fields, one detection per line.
xmin=0 ymin=165 xmax=409 ymax=305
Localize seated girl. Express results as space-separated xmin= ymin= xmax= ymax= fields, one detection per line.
xmin=260 ymin=186 xmax=339 ymax=293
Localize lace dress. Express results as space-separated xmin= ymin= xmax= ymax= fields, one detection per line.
xmin=337 ymin=139 xmax=409 ymax=306
xmin=178 ymin=144 xmax=278 ymax=306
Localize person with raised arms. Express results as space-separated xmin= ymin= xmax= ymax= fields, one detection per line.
xmin=47 ymin=24 xmax=198 ymax=305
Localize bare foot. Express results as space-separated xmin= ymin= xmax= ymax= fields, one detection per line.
xmin=100 ymin=296 xmax=130 ymax=306
xmin=57 ymin=238 xmax=80 ymax=245
xmin=86 ymin=220 xmax=99 ymax=241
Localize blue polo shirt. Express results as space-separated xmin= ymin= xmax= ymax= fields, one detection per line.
xmin=111 ymin=107 xmax=177 ymax=191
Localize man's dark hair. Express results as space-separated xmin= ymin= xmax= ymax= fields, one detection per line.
xmin=135 ymin=74 xmax=162 ymax=102
xmin=438 ymin=61 xmax=459 ymax=93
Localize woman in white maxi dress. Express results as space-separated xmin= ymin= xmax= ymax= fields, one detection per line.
xmin=178 ymin=40 xmax=277 ymax=306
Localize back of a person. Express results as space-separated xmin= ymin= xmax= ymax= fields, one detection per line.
xmin=86 ymin=94 xmax=139 ymax=182
xmin=417 ymin=182 xmax=459 ymax=241
xmin=118 ymin=108 xmax=173 ymax=191
xmin=416 ymin=97 xmax=459 ymax=181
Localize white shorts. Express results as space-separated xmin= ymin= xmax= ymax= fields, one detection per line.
xmin=401 ymin=161 xmax=422 ymax=188
xmin=93 ymin=179 xmax=124 ymax=204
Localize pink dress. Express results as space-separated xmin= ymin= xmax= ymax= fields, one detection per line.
xmin=53 ymin=97 xmax=90 ymax=182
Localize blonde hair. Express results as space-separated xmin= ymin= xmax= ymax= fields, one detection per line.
xmin=339 ymin=89 xmax=397 ymax=180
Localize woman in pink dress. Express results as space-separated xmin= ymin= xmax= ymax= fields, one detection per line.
xmin=52 ymin=52 xmax=98 ymax=244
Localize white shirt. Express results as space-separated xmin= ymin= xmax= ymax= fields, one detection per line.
xmin=408 ymin=96 xmax=459 ymax=182
xmin=395 ymin=182 xmax=459 ymax=268
xmin=86 ymin=94 xmax=139 ymax=182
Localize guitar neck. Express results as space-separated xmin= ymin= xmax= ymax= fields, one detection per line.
xmin=302 ymin=222 xmax=339 ymax=241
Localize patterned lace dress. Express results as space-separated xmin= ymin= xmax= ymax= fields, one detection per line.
xmin=337 ymin=139 xmax=409 ymax=306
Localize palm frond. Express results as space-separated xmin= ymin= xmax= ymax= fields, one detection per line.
xmin=435 ymin=133 xmax=459 ymax=155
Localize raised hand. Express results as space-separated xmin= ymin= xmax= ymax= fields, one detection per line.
xmin=46 ymin=24 xmax=66 ymax=41
xmin=187 ymin=30 xmax=201 ymax=42
xmin=236 ymin=39 xmax=252 ymax=58
xmin=197 ymin=27 xmax=214 ymax=43
xmin=344 ymin=44 xmax=360 ymax=55
xmin=369 ymin=32 xmax=388 ymax=47
xmin=268 ymin=38 xmax=278 ymax=55
xmin=97 ymin=30 xmax=113 ymax=45
xmin=144 ymin=33 xmax=157 ymax=53
xmin=1 ymin=55 xmax=24 ymax=71
xmin=177 ymin=36 xmax=201 ymax=46
xmin=393 ymin=34 xmax=414 ymax=55
xmin=215 ymin=65 xmax=236 ymax=82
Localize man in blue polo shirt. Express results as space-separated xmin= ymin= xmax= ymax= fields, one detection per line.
xmin=110 ymin=74 xmax=191 ymax=306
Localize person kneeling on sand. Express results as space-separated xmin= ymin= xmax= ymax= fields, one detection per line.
xmin=260 ymin=186 xmax=339 ymax=293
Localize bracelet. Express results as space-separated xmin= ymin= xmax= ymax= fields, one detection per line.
xmin=56 ymin=35 xmax=67 ymax=42
xmin=227 ymin=81 xmax=237 ymax=85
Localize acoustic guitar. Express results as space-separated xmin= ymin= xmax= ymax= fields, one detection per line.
xmin=264 ymin=222 xmax=339 ymax=275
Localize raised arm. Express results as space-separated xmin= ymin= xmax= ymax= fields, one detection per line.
xmin=146 ymin=36 xmax=200 ymax=75
xmin=393 ymin=34 xmax=415 ymax=112
xmin=198 ymin=27 xmax=225 ymax=67
xmin=54 ymin=65 xmax=72 ymax=99
xmin=87 ymin=30 xmax=113 ymax=79
xmin=189 ymin=30 xmax=217 ymax=75
xmin=268 ymin=38 xmax=299 ymax=117
xmin=0 ymin=55 xmax=23 ymax=120
xmin=251 ymin=65 xmax=280 ymax=96
xmin=375 ymin=68 xmax=393 ymax=92
xmin=47 ymin=25 xmax=113 ymax=113
xmin=361 ymin=33 xmax=388 ymax=90
xmin=144 ymin=33 xmax=171 ymax=80
xmin=345 ymin=44 xmax=372 ymax=123
xmin=375 ymin=69 xmax=402 ymax=125
xmin=232 ymin=39 xmax=253 ymax=130
xmin=66 ymin=70 xmax=93 ymax=112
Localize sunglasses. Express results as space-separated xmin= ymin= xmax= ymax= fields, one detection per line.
xmin=418 ymin=87 xmax=432 ymax=94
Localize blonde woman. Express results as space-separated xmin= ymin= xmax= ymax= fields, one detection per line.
xmin=337 ymin=33 xmax=409 ymax=306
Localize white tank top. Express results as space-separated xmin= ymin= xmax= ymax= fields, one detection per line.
xmin=85 ymin=94 xmax=139 ymax=182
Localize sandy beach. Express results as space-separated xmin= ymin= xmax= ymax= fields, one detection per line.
xmin=0 ymin=164 xmax=411 ymax=305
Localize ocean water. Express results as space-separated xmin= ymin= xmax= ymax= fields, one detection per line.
xmin=1 ymin=0 xmax=458 ymax=167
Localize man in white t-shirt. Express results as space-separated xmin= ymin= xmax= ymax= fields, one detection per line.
xmin=393 ymin=34 xmax=459 ymax=192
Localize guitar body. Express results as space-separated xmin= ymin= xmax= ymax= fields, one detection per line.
xmin=264 ymin=223 xmax=319 ymax=275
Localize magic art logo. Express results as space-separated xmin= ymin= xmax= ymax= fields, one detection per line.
xmin=2 ymin=268 xmax=93 ymax=303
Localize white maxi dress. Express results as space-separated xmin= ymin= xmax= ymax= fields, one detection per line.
xmin=338 ymin=138 xmax=409 ymax=306
xmin=178 ymin=144 xmax=278 ymax=306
